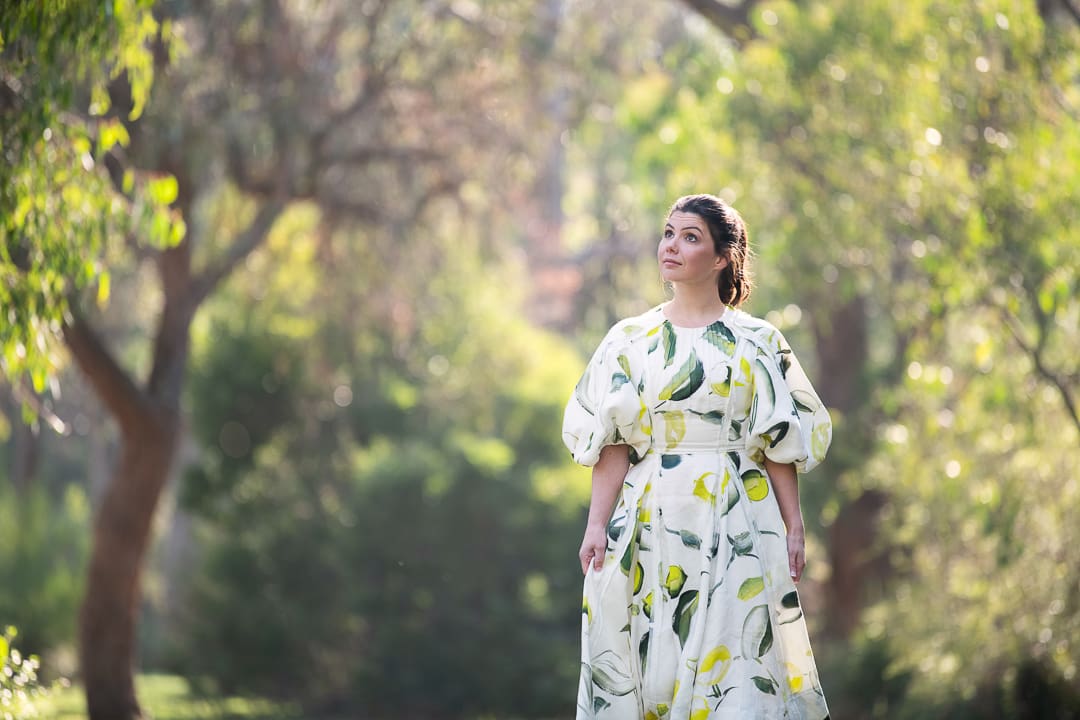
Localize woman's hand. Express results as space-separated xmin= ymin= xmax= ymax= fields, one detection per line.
xmin=579 ymin=524 xmax=609 ymax=575
xmin=787 ymin=527 xmax=805 ymax=583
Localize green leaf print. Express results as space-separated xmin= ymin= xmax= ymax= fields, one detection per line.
xmin=662 ymin=321 xmax=677 ymax=367
xmin=719 ymin=483 xmax=740 ymax=517
xmin=574 ymin=365 xmax=595 ymax=416
xmin=639 ymin=631 xmax=650 ymax=675
xmin=703 ymin=321 xmax=737 ymax=354
xmin=791 ymin=388 xmax=820 ymax=414
xmin=659 ymin=353 xmax=705 ymax=402
xmin=642 ymin=591 xmax=654 ymax=619
xmin=672 ymin=589 xmax=700 ymax=647
xmin=592 ymin=651 xmax=636 ymax=696
xmin=755 ymin=357 xmax=775 ymax=407
xmin=689 ymin=409 xmax=725 ymax=425
xmin=729 ymin=531 xmax=755 ymax=557
xmin=664 ymin=565 xmax=687 ymax=597
xmin=663 ymin=411 xmax=687 ymax=446
xmin=778 ymin=590 xmax=804 ymax=625
xmin=665 ymin=526 xmax=703 ymax=549
xmin=610 ymin=372 xmax=630 ymax=391
xmin=751 ymin=675 xmax=778 ymax=695
xmin=607 ymin=513 xmax=626 ymax=543
xmin=617 ymin=353 xmax=632 ymax=377
xmin=594 ymin=697 xmax=611 ymax=713
xmin=741 ymin=605 xmax=774 ymax=659
xmin=634 ymin=562 xmax=644 ymax=594
xmin=737 ymin=576 xmax=765 ymax=600
xmin=759 ymin=421 xmax=789 ymax=448
xmin=620 ymin=539 xmax=634 ymax=576
xmin=777 ymin=348 xmax=792 ymax=378
xmin=661 ymin=454 xmax=682 ymax=469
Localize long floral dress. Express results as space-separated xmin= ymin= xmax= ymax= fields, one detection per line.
xmin=563 ymin=304 xmax=832 ymax=720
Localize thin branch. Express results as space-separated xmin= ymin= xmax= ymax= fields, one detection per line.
xmin=1060 ymin=0 xmax=1080 ymax=25
xmin=61 ymin=308 xmax=148 ymax=437
xmin=8 ymin=381 xmax=68 ymax=435
xmin=190 ymin=201 xmax=285 ymax=306
xmin=1000 ymin=308 xmax=1080 ymax=434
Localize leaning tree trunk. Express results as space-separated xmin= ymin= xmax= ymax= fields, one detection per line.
xmin=62 ymin=242 xmax=198 ymax=719
xmin=78 ymin=409 xmax=179 ymax=719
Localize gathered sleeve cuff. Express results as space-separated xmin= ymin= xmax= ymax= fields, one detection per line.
xmin=746 ymin=328 xmax=832 ymax=474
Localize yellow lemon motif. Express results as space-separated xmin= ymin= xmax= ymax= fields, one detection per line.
xmin=656 ymin=703 xmax=669 ymax=716
xmin=812 ymin=421 xmax=831 ymax=459
xmin=789 ymin=674 xmax=804 ymax=692
xmin=642 ymin=591 xmax=654 ymax=619
xmin=743 ymin=470 xmax=769 ymax=501
xmin=699 ymin=644 xmax=733 ymax=684
xmin=692 ymin=472 xmax=716 ymax=505
xmin=664 ymin=565 xmax=687 ymax=597
xmin=634 ymin=562 xmax=644 ymax=595
xmin=690 ymin=707 xmax=710 ymax=720
xmin=646 ymin=713 xmax=659 ymax=720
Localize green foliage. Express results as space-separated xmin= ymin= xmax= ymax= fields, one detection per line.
xmin=0 ymin=1 xmax=182 ymax=402
xmin=0 ymin=626 xmax=49 ymax=719
xmin=0 ymin=483 xmax=90 ymax=654
xmin=166 ymin=194 xmax=589 ymax=716
xmin=575 ymin=0 xmax=1080 ymax=715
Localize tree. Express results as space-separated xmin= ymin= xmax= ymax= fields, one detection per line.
xmin=6 ymin=0 xmax=564 ymax=716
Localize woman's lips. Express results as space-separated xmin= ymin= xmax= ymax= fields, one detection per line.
xmin=662 ymin=259 xmax=680 ymax=266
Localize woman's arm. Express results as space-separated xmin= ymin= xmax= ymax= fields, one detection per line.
xmin=765 ymin=458 xmax=806 ymax=583
xmin=579 ymin=444 xmax=631 ymax=575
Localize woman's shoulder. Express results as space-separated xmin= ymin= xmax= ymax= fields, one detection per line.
xmin=598 ymin=305 xmax=667 ymax=350
xmin=724 ymin=307 xmax=786 ymax=352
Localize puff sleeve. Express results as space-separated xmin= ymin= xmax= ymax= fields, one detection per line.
xmin=562 ymin=326 xmax=651 ymax=467
xmin=746 ymin=329 xmax=832 ymax=474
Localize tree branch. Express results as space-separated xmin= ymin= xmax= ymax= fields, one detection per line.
xmin=61 ymin=308 xmax=148 ymax=437
xmin=1001 ymin=308 xmax=1080 ymax=434
xmin=190 ymin=201 xmax=284 ymax=306
xmin=680 ymin=0 xmax=760 ymax=43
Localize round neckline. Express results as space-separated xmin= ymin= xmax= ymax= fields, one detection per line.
xmin=657 ymin=302 xmax=732 ymax=329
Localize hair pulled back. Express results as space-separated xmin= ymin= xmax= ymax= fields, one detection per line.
xmin=669 ymin=194 xmax=753 ymax=307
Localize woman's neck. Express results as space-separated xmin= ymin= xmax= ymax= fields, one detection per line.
xmin=663 ymin=285 xmax=728 ymax=326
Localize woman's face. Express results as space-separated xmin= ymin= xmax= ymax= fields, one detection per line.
xmin=658 ymin=210 xmax=728 ymax=286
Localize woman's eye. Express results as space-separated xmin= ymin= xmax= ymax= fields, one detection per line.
xmin=686 ymin=234 xmax=698 ymax=243
xmin=663 ymin=229 xmax=673 ymax=238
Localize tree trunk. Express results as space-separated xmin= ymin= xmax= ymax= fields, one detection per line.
xmin=79 ymin=409 xmax=178 ymax=719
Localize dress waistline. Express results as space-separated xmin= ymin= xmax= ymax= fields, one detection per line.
xmin=644 ymin=441 xmax=745 ymax=455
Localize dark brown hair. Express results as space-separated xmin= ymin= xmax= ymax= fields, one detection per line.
xmin=669 ymin=194 xmax=753 ymax=306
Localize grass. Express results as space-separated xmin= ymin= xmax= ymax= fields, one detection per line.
xmin=35 ymin=674 xmax=300 ymax=720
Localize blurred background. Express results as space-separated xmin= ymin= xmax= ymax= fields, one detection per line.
xmin=2 ymin=1 xmax=1078 ymax=718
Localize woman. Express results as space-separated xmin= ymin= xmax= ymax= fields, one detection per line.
xmin=563 ymin=194 xmax=832 ymax=719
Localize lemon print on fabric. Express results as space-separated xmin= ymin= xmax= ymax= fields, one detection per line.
xmin=562 ymin=305 xmax=833 ymax=718
xmin=699 ymin=644 xmax=733 ymax=685
xmin=693 ymin=472 xmax=716 ymax=504
xmin=664 ymin=565 xmax=687 ymax=597
xmin=741 ymin=469 xmax=770 ymax=501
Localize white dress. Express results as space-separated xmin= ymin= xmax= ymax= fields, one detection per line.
xmin=563 ymin=304 xmax=832 ymax=719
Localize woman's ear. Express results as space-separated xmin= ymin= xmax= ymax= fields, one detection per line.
xmin=715 ymin=255 xmax=730 ymax=271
